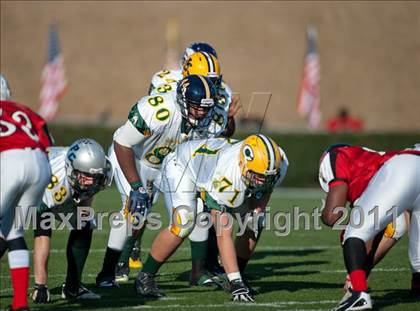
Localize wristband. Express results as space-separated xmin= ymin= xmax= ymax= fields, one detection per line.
xmin=129 ymin=180 xmax=143 ymax=190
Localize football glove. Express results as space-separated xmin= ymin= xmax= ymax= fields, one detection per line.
xmin=31 ymin=283 xmax=51 ymax=304
xmin=129 ymin=187 xmax=151 ymax=223
xmin=230 ymin=279 xmax=254 ymax=302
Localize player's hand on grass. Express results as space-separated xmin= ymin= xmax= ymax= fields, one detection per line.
xmin=230 ymin=279 xmax=254 ymax=302
xmin=31 ymin=283 xmax=51 ymax=304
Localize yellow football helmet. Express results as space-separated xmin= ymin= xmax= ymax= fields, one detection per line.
xmin=239 ymin=134 xmax=282 ymax=191
xmin=182 ymin=52 xmax=222 ymax=86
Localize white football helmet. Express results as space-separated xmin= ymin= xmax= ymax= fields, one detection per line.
xmin=0 ymin=74 xmax=11 ymax=101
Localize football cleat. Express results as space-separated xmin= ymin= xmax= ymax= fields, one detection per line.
xmin=340 ymin=275 xmax=353 ymax=304
xmin=129 ymin=257 xmax=143 ymax=269
xmin=339 ymin=288 xmax=354 ymax=306
xmin=230 ymin=278 xmax=254 ymax=302
xmin=190 ymin=271 xmax=223 ymax=289
xmin=31 ymin=283 xmax=51 ymax=304
xmin=61 ymin=283 xmax=101 ymax=300
xmin=134 ymin=271 xmax=165 ymax=298
xmin=95 ymin=275 xmax=120 ymax=288
xmin=129 ymin=242 xmax=143 ymax=269
xmin=115 ymin=262 xmax=130 ymax=283
xmin=333 ymin=291 xmax=372 ymax=311
xmin=207 ymin=261 xmax=225 ymax=278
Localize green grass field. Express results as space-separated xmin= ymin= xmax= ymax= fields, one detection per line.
xmin=1 ymin=187 xmax=419 ymax=310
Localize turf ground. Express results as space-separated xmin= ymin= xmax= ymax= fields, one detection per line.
xmin=1 ymin=187 xmax=419 ymax=310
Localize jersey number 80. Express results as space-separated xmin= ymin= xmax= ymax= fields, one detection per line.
xmin=147 ymin=96 xmax=170 ymax=122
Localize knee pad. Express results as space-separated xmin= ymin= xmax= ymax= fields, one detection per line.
xmin=384 ymin=213 xmax=407 ymax=240
xmin=170 ymin=205 xmax=195 ymax=238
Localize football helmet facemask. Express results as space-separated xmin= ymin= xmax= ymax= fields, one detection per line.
xmin=176 ymin=74 xmax=217 ymax=130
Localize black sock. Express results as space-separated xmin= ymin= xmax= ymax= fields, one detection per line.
xmin=190 ymin=259 xmax=206 ymax=282
xmin=98 ymin=247 xmax=122 ymax=279
xmin=65 ymin=228 xmax=93 ymax=292
xmin=343 ymin=237 xmax=367 ymax=273
xmin=142 ymin=254 xmax=163 ymax=275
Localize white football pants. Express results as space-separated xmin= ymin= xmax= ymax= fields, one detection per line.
xmin=0 ymin=148 xmax=51 ymax=241
xmin=344 ymin=154 xmax=420 ymax=272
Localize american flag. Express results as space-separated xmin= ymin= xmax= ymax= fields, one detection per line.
xmin=39 ymin=24 xmax=68 ymax=122
xmin=297 ymin=25 xmax=321 ymax=130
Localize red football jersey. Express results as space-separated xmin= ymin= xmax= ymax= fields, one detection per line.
xmin=0 ymin=100 xmax=53 ymax=153
xmin=326 ymin=146 xmax=420 ymax=203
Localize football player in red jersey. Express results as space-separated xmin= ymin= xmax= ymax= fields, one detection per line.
xmin=319 ymin=144 xmax=420 ymax=311
xmin=0 ymin=75 xmax=53 ymax=311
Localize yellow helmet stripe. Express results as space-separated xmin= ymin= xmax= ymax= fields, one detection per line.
xmin=258 ymin=134 xmax=276 ymax=172
xmin=197 ymin=74 xmax=210 ymax=99
xmin=202 ymin=51 xmax=215 ymax=73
